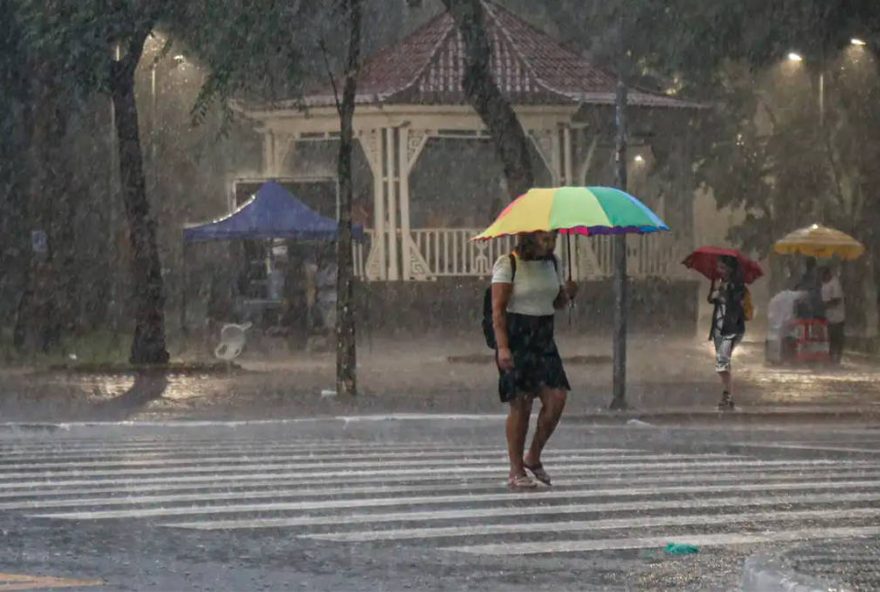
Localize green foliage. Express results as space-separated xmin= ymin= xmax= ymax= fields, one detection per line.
xmin=18 ymin=0 xmax=164 ymax=93
xmin=529 ymin=0 xmax=880 ymax=254
xmin=169 ymin=0 xmax=333 ymax=124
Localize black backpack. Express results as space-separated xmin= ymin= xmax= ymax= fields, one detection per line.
xmin=481 ymin=254 xmax=559 ymax=350
xmin=482 ymin=254 xmax=516 ymax=350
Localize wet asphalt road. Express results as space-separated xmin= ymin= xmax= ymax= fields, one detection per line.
xmin=0 ymin=417 xmax=878 ymax=591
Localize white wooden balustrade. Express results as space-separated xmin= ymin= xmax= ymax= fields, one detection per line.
xmin=355 ymin=228 xmax=690 ymax=281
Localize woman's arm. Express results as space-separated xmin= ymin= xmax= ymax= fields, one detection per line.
xmin=492 ymin=283 xmax=514 ymax=370
xmin=553 ymin=281 xmax=578 ymax=310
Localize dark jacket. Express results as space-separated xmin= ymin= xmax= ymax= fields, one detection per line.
xmin=709 ymin=281 xmax=746 ymax=339
xmin=795 ymin=269 xmax=826 ymax=319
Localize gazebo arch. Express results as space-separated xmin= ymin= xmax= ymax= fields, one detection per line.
xmin=238 ymin=1 xmax=695 ymax=282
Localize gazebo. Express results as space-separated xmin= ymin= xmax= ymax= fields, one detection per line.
xmin=237 ymin=1 xmax=696 ymax=283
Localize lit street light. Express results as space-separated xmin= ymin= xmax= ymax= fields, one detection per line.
xmin=786 ymin=39 xmax=873 ymax=126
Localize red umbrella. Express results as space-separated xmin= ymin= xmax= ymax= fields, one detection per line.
xmin=682 ymin=246 xmax=764 ymax=284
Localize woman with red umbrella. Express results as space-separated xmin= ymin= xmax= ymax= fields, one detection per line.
xmin=684 ymin=247 xmax=762 ymax=411
xmin=708 ymin=256 xmax=747 ymax=410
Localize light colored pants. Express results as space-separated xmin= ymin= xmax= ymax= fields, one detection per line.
xmin=714 ymin=334 xmax=743 ymax=373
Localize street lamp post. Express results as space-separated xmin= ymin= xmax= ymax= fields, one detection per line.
xmin=789 ymin=38 xmax=869 ymax=127
xmin=611 ymin=75 xmax=628 ymax=411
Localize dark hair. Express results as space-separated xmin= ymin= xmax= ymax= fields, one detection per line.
xmin=719 ymin=255 xmax=742 ymax=283
xmin=719 ymin=255 xmax=739 ymax=271
xmin=515 ymin=232 xmax=550 ymax=260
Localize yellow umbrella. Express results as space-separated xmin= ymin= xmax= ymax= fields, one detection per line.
xmin=773 ymin=224 xmax=865 ymax=260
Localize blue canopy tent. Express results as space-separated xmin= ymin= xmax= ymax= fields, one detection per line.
xmin=183 ymin=181 xmax=363 ymax=243
xmin=181 ymin=181 xmax=363 ymax=334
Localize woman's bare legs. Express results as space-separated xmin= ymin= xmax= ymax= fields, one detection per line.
xmin=506 ymin=395 xmax=533 ymax=478
xmin=525 ymin=387 xmax=567 ymax=467
xmin=719 ymin=370 xmax=732 ymax=394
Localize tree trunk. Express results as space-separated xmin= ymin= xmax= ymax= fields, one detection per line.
xmin=335 ymin=0 xmax=363 ymax=396
xmin=441 ymin=0 xmax=534 ymax=202
xmin=111 ymin=32 xmax=170 ymax=365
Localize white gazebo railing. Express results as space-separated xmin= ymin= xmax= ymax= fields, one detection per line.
xmin=411 ymin=228 xmax=515 ymax=277
xmin=353 ymin=239 xmax=368 ymax=279
xmin=588 ymin=234 xmax=686 ymax=278
xmin=355 ymin=228 xmax=691 ymax=281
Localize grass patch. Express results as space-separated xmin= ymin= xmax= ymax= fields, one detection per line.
xmin=1 ymin=329 xmax=131 ymax=368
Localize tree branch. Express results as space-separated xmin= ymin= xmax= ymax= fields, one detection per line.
xmin=319 ymin=36 xmax=343 ymax=117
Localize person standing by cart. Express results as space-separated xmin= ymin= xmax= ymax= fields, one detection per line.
xmin=821 ymin=266 xmax=846 ymax=364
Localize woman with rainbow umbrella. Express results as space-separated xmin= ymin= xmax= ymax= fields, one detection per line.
xmin=476 ymin=186 xmax=667 ymax=490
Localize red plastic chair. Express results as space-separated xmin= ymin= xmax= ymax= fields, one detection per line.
xmin=791 ymin=319 xmax=831 ymax=363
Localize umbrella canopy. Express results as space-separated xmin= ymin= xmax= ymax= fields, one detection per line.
xmin=773 ymin=224 xmax=864 ymax=260
xmin=183 ymin=181 xmax=364 ymax=244
xmin=682 ymin=246 xmax=764 ymax=284
xmin=473 ymin=186 xmax=668 ymax=240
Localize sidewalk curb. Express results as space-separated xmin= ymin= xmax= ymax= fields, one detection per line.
xmin=741 ymin=553 xmax=849 ymax=592
xmin=0 ymin=407 xmax=876 ymax=431
xmin=563 ymin=407 xmax=880 ymax=424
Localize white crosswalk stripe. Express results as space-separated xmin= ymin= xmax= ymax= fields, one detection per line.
xmin=3 ymin=437 xmax=879 ymax=557
xmin=172 ymin=491 xmax=880 ymax=530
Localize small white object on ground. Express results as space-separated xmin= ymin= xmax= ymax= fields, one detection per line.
xmin=626 ymin=419 xmax=654 ymax=428
xmin=320 ymin=389 xmax=338 ymax=398
xmin=214 ymin=322 xmax=252 ymax=361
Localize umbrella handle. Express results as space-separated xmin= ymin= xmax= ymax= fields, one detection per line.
xmin=566 ymin=233 xmax=574 ymax=326
xmin=566 ymin=233 xmax=573 ymax=282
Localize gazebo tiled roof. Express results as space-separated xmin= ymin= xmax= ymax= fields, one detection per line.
xmin=302 ymin=2 xmax=692 ymax=109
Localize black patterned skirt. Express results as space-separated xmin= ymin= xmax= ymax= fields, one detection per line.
xmin=497 ymin=313 xmax=570 ymax=403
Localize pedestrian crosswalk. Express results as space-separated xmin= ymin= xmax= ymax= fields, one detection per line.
xmin=2 ymin=436 xmax=880 ymax=557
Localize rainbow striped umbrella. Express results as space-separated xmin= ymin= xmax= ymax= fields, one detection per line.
xmin=473 ymin=186 xmax=669 ymax=240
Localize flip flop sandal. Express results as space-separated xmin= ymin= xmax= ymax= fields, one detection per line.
xmin=507 ymin=473 xmax=537 ymax=490
xmin=524 ymin=461 xmax=551 ymax=486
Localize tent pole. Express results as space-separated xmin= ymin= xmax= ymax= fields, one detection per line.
xmin=180 ymin=243 xmax=188 ymax=341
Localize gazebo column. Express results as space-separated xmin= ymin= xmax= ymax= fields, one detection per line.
xmin=360 ymin=129 xmax=387 ymax=281
xmin=559 ymin=125 xmax=575 ymax=279
xmin=261 ymin=129 xmax=295 ymax=178
xmin=556 ymin=125 xmax=576 ymax=279
xmin=532 ymin=124 xmax=607 ymax=281
xmin=398 ymin=127 xmax=411 ymax=280
xmin=385 ymin=128 xmax=400 ymax=281
xmin=532 ymin=125 xmax=582 ymax=280
xmin=399 ymin=127 xmax=432 ymax=281
xmin=262 ymin=130 xmax=277 ymax=177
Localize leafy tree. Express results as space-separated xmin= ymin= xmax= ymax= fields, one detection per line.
xmin=18 ymin=0 xmax=184 ymax=363
xmin=3 ymin=0 xmax=87 ymax=353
